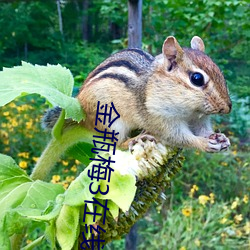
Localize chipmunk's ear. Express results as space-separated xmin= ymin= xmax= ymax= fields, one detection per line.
xmin=162 ymin=36 xmax=184 ymax=63
xmin=191 ymin=36 xmax=205 ymax=52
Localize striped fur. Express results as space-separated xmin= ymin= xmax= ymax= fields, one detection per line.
xmin=77 ymin=36 xmax=232 ymax=152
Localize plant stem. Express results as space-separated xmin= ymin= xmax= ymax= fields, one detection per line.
xmin=30 ymin=125 xmax=94 ymax=181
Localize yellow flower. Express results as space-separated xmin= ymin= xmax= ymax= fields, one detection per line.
xmin=243 ymin=195 xmax=248 ymax=204
xmin=221 ymin=162 xmax=228 ymax=167
xmin=221 ymin=232 xmax=227 ymax=238
xmin=0 ymin=130 xmax=8 ymax=138
xmin=51 ymin=175 xmax=61 ymax=183
xmin=26 ymin=121 xmax=33 ymax=129
xmin=236 ymin=229 xmax=242 ymax=237
xmin=18 ymin=152 xmax=30 ymax=159
xmin=179 ymin=247 xmax=186 ymax=250
xmin=234 ymin=214 xmax=243 ymax=224
xmin=220 ymin=217 xmax=228 ymax=224
xmin=182 ymin=207 xmax=192 ymax=217
xmin=11 ymin=119 xmax=18 ymax=127
xmin=3 ymin=111 xmax=9 ymax=116
xmin=70 ymin=165 xmax=77 ymax=172
xmin=9 ymin=102 xmax=16 ymax=108
xmin=231 ymin=198 xmax=240 ymax=209
xmin=198 ymin=195 xmax=210 ymax=206
xmin=63 ymin=182 xmax=69 ymax=189
xmin=209 ymin=193 xmax=215 ymax=204
xmin=244 ymin=221 xmax=250 ymax=234
xmin=189 ymin=184 xmax=199 ymax=197
xmin=19 ymin=161 xmax=28 ymax=169
xmin=32 ymin=157 xmax=39 ymax=162
xmin=232 ymin=150 xmax=237 ymax=156
xmin=62 ymin=160 xmax=69 ymax=166
xmin=75 ymin=159 xmax=81 ymax=165
xmin=66 ymin=176 xmax=75 ymax=182
xmin=194 ymin=238 xmax=201 ymax=247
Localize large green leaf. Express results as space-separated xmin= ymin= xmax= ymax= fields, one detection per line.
xmin=0 ymin=62 xmax=84 ymax=121
xmin=0 ymin=154 xmax=30 ymax=181
xmin=56 ymin=205 xmax=80 ymax=250
xmin=66 ymin=142 xmax=95 ymax=166
xmin=0 ymin=154 xmax=65 ymax=246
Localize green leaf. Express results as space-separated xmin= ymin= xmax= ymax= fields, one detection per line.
xmin=56 ymin=205 xmax=80 ymax=250
xmin=52 ymin=109 xmax=66 ymax=139
xmin=20 ymin=181 xmax=64 ymax=212
xmin=106 ymin=200 xmax=119 ymax=219
xmin=66 ymin=142 xmax=95 ymax=166
xmin=45 ymin=220 xmax=56 ymax=249
xmin=64 ymin=167 xmax=98 ymax=208
xmin=0 ymin=62 xmax=85 ymax=121
xmin=0 ymin=176 xmax=31 ymax=201
xmin=97 ymin=170 xmax=136 ymax=212
xmin=0 ymin=154 xmax=30 ymax=181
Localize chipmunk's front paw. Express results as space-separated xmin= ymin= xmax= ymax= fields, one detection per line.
xmin=129 ymin=134 xmax=156 ymax=152
xmin=206 ymin=133 xmax=230 ymax=152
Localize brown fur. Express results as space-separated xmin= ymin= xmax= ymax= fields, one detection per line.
xmin=77 ymin=36 xmax=232 ymax=152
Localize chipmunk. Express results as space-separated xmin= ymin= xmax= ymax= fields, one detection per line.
xmin=44 ymin=36 xmax=232 ymax=153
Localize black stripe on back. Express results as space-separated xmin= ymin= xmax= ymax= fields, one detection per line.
xmin=96 ymin=73 xmax=130 ymax=85
xmin=125 ymin=48 xmax=154 ymax=62
xmin=91 ymin=60 xmax=140 ymax=79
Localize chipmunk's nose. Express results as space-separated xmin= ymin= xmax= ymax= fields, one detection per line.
xmin=219 ymin=101 xmax=232 ymax=114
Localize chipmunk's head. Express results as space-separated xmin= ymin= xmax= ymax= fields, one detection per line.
xmin=154 ymin=36 xmax=232 ymax=116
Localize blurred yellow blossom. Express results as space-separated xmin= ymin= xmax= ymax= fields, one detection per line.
xmin=220 ymin=217 xmax=228 ymax=224
xmin=189 ymin=184 xmax=199 ymax=197
xmin=244 ymin=221 xmax=250 ymax=234
xmin=70 ymin=165 xmax=77 ymax=172
xmin=75 ymin=159 xmax=81 ymax=165
xmin=182 ymin=207 xmax=192 ymax=217
xmin=51 ymin=175 xmax=61 ymax=183
xmin=209 ymin=193 xmax=215 ymax=204
xmin=32 ymin=157 xmax=39 ymax=162
xmin=232 ymin=150 xmax=237 ymax=156
xmin=243 ymin=195 xmax=248 ymax=204
xmin=63 ymin=182 xmax=69 ymax=189
xmin=3 ymin=111 xmax=9 ymax=116
xmin=11 ymin=119 xmax=18 ymax=127
xmin=194 ymin=238 xmax=201 ymax=247
xmin=62 ymin=160 xmax=69 ymax=166
xmin=234 ymin=214 xmax=243 ymax=224
xmin=221 ymin=232 xmax=227 ymax=238
xmin=198 ymin=195 xmax=210 ymax=206
xmin=26 ymin=121 xmax=33 ymax=129
xmin=18 ymin=152 xmax=30 ymax=158
xmin=236 ymin=229 xmax=242 ymax=237
xmin=26 ymin=239 xmax=32 ymax=244
xmin=221 ymin=162 xmax=228 ymax=167
xmin=19 ymin=161 xmax=28 ymax=169
xmin=179 ymin=247 xmax=186 ymax=250
xmin=66 ymin=176 xmax=75 ymax=182
xmin=231 ymin=197 xmax=240 ymax=209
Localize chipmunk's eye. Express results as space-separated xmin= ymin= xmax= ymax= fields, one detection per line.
xmin=190 ymin=72 xmax=204 ymax=87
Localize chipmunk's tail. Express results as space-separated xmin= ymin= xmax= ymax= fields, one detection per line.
xmin=41 ymin=106 xmax=62 ymax=130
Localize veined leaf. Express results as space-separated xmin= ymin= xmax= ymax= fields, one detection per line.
xmin=0 ymin=154 xmax=30 ymax=181
xmin=0 ymin=62 xmax=85 ymax=121
xmin=66 ymin=142 xmax=95 ymax=166
xmin=97 ymin=169 xmax=136 ymax=212
xmin=56 ymin=205 xmax=80 ymax=250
